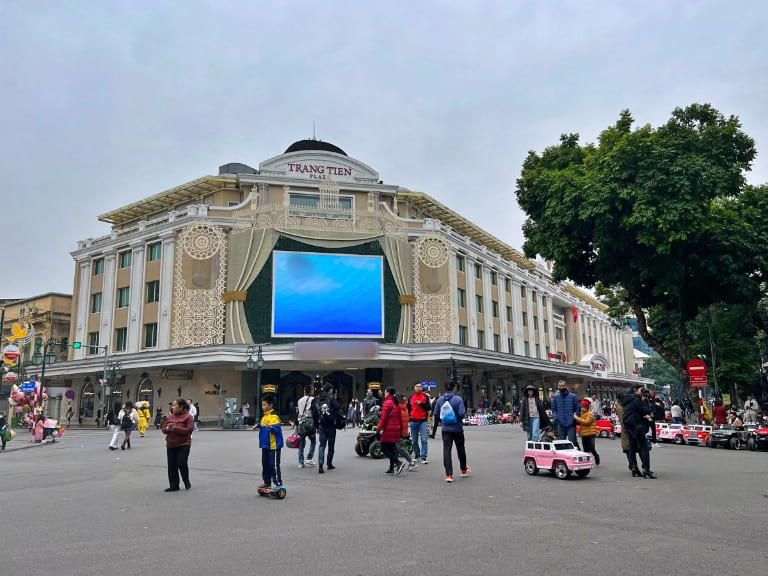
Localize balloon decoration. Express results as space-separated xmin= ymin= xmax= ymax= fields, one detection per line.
xmin=3 ymin=344 xmax=19 ymax=367
xmin=5 ymin=371 xmax=17 ymax=383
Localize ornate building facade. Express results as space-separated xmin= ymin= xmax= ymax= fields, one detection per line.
xmin=46 ymin=139 xmax=649 ymax=422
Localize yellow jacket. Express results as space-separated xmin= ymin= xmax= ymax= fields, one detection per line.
xmin=574 ymin=409 xmax=597 ymax=437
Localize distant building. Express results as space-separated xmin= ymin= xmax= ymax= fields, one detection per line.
xmin=44 ymin=139 xmax=651 ymax=422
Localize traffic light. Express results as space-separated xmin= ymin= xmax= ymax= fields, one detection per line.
xmin=71 ymin=341 xmax=82 ymax=349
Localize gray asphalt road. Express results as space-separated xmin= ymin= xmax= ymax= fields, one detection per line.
xmin=2 ymin=425 xmax=767 ymax=576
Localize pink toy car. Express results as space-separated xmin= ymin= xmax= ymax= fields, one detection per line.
xmin=523 ymin=439 xmax=595 ymax=479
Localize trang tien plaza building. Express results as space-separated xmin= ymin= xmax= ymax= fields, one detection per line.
xmin=43 ymin=139 xmax=650 ymax=422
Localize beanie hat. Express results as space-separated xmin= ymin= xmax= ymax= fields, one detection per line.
xmin=580 ymin=399 xmax=591 ymax=409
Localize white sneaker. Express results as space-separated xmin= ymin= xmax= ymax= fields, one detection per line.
xmin=420 ymin=458 xmax=428 ymax=465
xmin=408 ymin=461 xmax=418 ymax=471
xmin=298 ymin=463 xmax=305 ymax=469
xmin=305 ymin=460 xmax=315 ymax=466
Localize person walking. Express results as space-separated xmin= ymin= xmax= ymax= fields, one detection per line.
xmin=137 ymin=401 xmax=151 ymax=437
xmin=621 ymin=384 xmax=656 ymax=479
xmin=520 ymin=385 xmax=549 ymax=441
xmin=241 ymin=402 xmax=251 ymax=427
xmin=433 ymin=380 xmax=469 ymax=483
xmin=397 ymin=393 xmax=417 ymax=471
xmin=574 ymin=399 xmax=600 ymax=465
xmin=107 ymin=402 xmax=124 ymax=451
xmin=316 ymin=384 xmax=340 ymax=473
xmin=551 ymin=380 xmax=580 ymax=448
xmin=376 ymin=387 xmax=406 ymax=475
xmin=296 ymin=384 xmax=317 ymax=468
xmin=118 ymin=401 xmax=138 ymax=450
xmin=407 ymin=382 xmax=430 ymax=464
xmin=66 ymin=404 xmax=73 ymax=427
xmin=161 ymin=398 xmax=194 ymax=491
xmin=187 ymin=399 xmax=198 ymax=432
xmin=253 ymin=394 xmax=284 ymax=491
xmin=154 ymin=407 xmax=164 ymax=429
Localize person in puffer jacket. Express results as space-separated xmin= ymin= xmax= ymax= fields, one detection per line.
xmin=574 ymin=399 xmax=600 ymax=465
xmin=376 ymin=387 xmax=405 ymax=475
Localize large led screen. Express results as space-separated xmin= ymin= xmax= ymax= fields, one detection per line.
xmin=271 ymin=251 xmax=384 ymax=338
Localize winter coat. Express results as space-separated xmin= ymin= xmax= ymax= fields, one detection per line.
xmin=377 ymin=394 xmax=402 ymax=443
xmin=399 ymin=401 xmax=409 ymax=437
xmin=621 ymin=393 xmax=652 ymax=436
xmin=520 ymin=395 xmax=550 ymax=431
xmin=433 ymin=392 xmax=466 ymax=433
xmin=551 ymin=391 xmax=580 ymax=428
xmin=574 ymin=409 xmax=597 ymax=437
xmin=615 ymin=402 xmax=630 ymax=452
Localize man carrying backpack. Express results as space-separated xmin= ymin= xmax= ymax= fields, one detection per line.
xmin=316 ymin=384 xmax=340 ymax=474
xmin=433 ymin=380 xmax=470 ymax=483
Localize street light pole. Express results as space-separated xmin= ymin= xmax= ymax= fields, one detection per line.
xmin=32 ymin=337 xmax=59 ymax=415
xmin=707 ymin=309 xmax=720 ymax=398
xmin=246 ymin=345 xmax=264 ymax=423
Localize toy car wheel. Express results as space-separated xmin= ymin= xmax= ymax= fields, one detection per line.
xmin=599 ymin=430 xmax=609 ymax=438
xmin=729 ymin=437 xmax=742 ymax=450
xmin=354 ymin=442 xmax=367 ymax=457
xmin=403 ymin=438 xmax=414 ymax=454
xmin=524 ymin=458 xmax=539 ymax=475
xmin=575 ymin=469 xmax=590 ymax=478
xmin=707 ymin=437 xmax=715 ymax=448
xmin=553 ymin=462 xmax=571 ymax=479
xmin=747 ymin=437 xmax=756 ymax=451
xmin=370 ymin=441 xmax=384 ymax=459
xmin=674 ymin=435 xmax=684 ymax=445
xmin=275 ymin=487 xmax=287 ymax=499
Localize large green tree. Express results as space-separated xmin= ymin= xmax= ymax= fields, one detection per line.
xmin=516 ymin=104 xmax=767 ymax=408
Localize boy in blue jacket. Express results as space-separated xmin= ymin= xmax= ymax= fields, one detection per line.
xmin=252 ymin=395 xmax=284 ymax=490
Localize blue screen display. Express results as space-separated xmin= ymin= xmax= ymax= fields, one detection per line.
xmin=271 ymin=251 xmax=384 ymax=338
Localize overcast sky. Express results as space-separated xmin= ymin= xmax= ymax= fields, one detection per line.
xmin=2 ymin=0 xmax=766 ymax=298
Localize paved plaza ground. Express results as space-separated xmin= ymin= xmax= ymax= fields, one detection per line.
xmin=1 ymin=423 xmax=767 ymax=575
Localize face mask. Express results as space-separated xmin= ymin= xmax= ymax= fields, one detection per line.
xmin=559 ymin=388 xmax=569 ymax=396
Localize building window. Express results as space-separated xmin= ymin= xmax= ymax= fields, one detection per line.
xmin=93 ymin=258 xmax=104 ymax=276
xmin=535 ymin=344 xmax=541 ymax=359
xmin=457 ymin=288 xmax=466 ymax=308
xmin=119 ymin=251 xmax=132 ymax=269
xmin=542 ymin=295 xmax=547 ymax=307
xmin=288 ymin=192 xmax=353 ymax=218
xmin=493 ymin=334 xmax=500 ymax=352
xmin=90 ymin=292 xmax=102 ymax=313
xmin=87 ymin=332 xmax=99 ymax=355
xmin=474 ymin=263 xmax=482 ymax=279
xmin=524 ymin=341 xmax=530 ymax=357
xmin=532 ymin=290 xmax=537 ymax=301
xmin=505 ymin=278 xmax=511 ymax=293
xmin=491 ymin=271 xmax=497 ymax=285
xmin=506 ymin=306 xmax=512 ymax=322
xmin=147 ymin=242 xmax=162 ymax=262
xmin=144 ymin=323 xmax=158 ymax=348
xmin=456 ymin=254 xmax=465 ymax=272
xmin=146 ymin=280 xmax=160 ymax=303
xmin=522 ymin=311 xmax=528 ymax=327
xmin=533 ymin=315 xmax=538 ymax=330
xmin=458 ymin=326 xmax=468 ymax=346
xmin=521 ymin=285 xmax=526 ymax=298
xmin=117 ymin=287 xmax=130 ymax=308
xmin=492 ymin=301 xmax=499 ymax=318
xmin=475 ymin=295 xmax=483 ymax=314
xmin=555 ymin=327 xmax=563 ymax=340
xmin=508 ymin=338 xmax=515 ymax=354
xmin=115 ymin=327 xmax=127 ymax=352
xmin=477 ymin=330 xmax=485 ymax=349
xmin=228 ymin=201 xmax=240 ymax=207
xmin=543 ymin=319 xmax=548 ymax=333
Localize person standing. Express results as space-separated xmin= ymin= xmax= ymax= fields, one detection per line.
xmin=296 ymin=385 xmax=317 ymax=468
xmin=670 ymin=401 xmax=683 ymax=424
xmin=713 ymin=398 xmax=728 ymax=425
xmin=161 ymin=398 xmax=194 ymax=491
xmin=107 ymin=402 xmax=124 ymax=451
xmin=0 ymin=411 xmax=8 ymax=450
xmin=551 ymin=380 xmax=580 ymax=448
xmin=137 ymin=401 xmax=151 ymax=437
xmin=744 ymin=394 xmax=759 ymax=424
xmin=66 ymin=404 xmax=73 ymax=427
xmin=397 ymin=393 xmax=417 ymax=471
xmin=407 ymin=382 xmax=430 ymax=464
xmin=119 ymin=401 xmax=138 ymax=450
xmin=316 ymin=384 xmax=340 ymax=473
xmin=361 ymin=389 xmax=378 ymax=418
xmin=621 ymin=384 xmax=655 ymax=478
xmin=241 ymin=402 xmax=251 ymax=427
xmin=252 ymin=395 xmax=284 ymax=491
xmin=154 ymin=407 xmax=164 ymax=430
xmin=187 ymin=399 xmax=198 ymax=432
xmin=433 ymin=381 xmax=469 ymax=483
xmin=574 ymin=399 xmax=600 ymax=465
xmin=520 ymin=385 xmax=549 ymax=441
xmin=376 ymin=387 xmax=406 ymax=475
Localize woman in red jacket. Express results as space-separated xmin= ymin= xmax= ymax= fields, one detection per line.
xmin=377 ymin=387 xmax=406 ymax=475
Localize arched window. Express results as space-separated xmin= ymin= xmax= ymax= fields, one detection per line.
xmin=137 ymin=375 xmax=154 ymax=413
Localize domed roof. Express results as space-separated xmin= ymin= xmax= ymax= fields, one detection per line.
xmin=284 ymin=139 xmax=347 ymax=156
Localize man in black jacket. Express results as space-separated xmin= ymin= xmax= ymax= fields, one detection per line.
xmin=316 ymin=384 xmax=341 ymax=474
xmin=621 ymin=384 xmax=656 ymax=478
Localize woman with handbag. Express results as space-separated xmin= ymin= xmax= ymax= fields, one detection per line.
xmin=520 ymin=385 xmax=549 ymax=441
xmin=296 ymin=385 xmax=318 ymax=468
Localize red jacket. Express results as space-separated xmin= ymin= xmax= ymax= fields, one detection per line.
xmin=407 ymin=392 xmax=430 ymax=421
xmin=162 ymin=411 xmax=194 ymax=447
xmin=377 ymin=394 xmax=402 ymax=443
xmin=399 ymin=401 xmax=409 ymax=437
